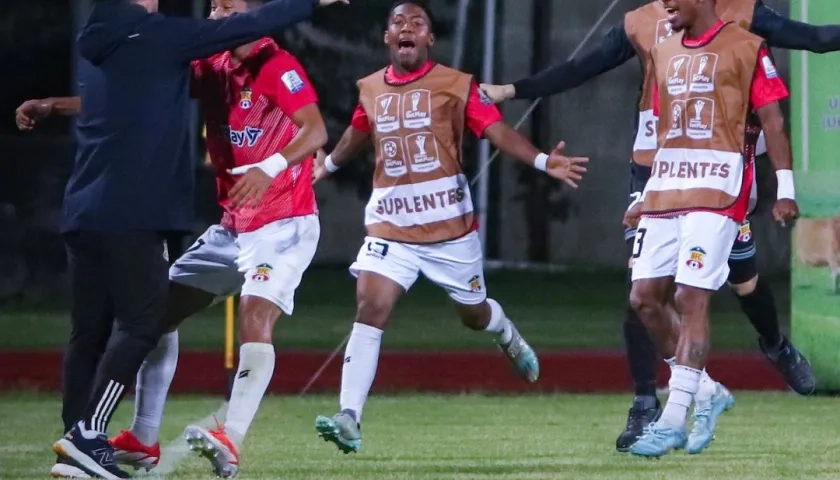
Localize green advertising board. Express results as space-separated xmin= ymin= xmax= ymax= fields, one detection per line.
xmin=790 ymin=0 xmax=840 ymax=392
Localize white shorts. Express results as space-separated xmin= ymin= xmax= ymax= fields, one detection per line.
xmin=630 ymin=211 xmax=739 ymax=290
xmin=169 ymin=215 xmax=320 ymax=315
xmin=349 ymin=230 xmax=486 ymax=305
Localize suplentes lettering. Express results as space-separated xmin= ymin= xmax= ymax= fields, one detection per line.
xmin=376 ymin=188 xmax=465 ymax=215
xmin=653 ymin=160 xmax=730 ymax=179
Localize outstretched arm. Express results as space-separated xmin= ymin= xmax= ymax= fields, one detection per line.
xmin=15 ymin=96 xmax=81 ymax=130
xmin=481 ymin=22 xmax=636 ymax=102
xmin=751 ymin=1 xmax=840 ymax=53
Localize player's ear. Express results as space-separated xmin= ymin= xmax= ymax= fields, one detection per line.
xmin=428 ymin=33 xmax=435 ymax=47
xmin=383 ymin=31 xmax=389 ymax=46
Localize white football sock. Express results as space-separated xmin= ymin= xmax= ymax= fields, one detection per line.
xmin=131 ymin=330 xmax=179 ymax=447
xmin=224 ymin=342 xmax=275 ymax=448
xmin=659 ymin=365 xmax=701 ymax=429
xmin=693 ymin=369 xmax=717 ymax=410
xmin=484 ymin=298 xmax=514 ymax=345
xmin=339 ymin=322 xmax=383 ymax=422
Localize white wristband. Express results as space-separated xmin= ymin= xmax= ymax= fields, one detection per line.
xmin=258 ymin=153 xmax=289 ymax=178
xmin=534 ymin=153 xmax=549 ymax=172
xmin=324 ymin=154 xmax=340 ymax=173
xmin=776 ymin=169 xmax=795 ymax=200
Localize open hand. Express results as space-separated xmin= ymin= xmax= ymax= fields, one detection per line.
xmin=478 ymin=83 xmax=514 ymax=104
xmin=544 ymin=141 xmax=589 ymax=188
xmin=228 ymin=167 xmax=273 ymax=210
xmin=15 ymin=99 xmax=53 ymax=131
xmin=772 ymin=199 xmax=799 ymax=227
xmin=623 ymin=202 xmax=642 ymax=229
xmin=312 ymin=149 xmax=330 ymax=185
xmin=319 ymin=0 xmax=349 ymax=6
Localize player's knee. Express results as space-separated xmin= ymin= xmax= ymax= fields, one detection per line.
xmin=728 ymin=274 xmax=758 ymax=296
xmin=629 ymin=283 xmax=657 ymax=316
xmin=238 ymin=295 xmax=283 ymax=343
xmin=673 ymin=285 xmax=709 ymax=317
xmin=355 ymin=292 xmax=395 ymax=330
xmin=454 ymin=301 xmax=490 ymax=330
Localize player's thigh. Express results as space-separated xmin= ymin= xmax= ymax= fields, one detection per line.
xmin=416 ymin=231 xmax=486 ymax=306
xmin=675 ymin=212 xmax=740 ymax=291
xmin=169 ymin=225 xmax=244 ymax=299
xmin=727 ymin=220 xmax=758 ymax=286
xmin=349 ymin=236 xmax=421 ymax=294
xmin=237 ymin=215 xmax=321 ymax=316
xmin=630 ymin=216 xmax=680 ymax=283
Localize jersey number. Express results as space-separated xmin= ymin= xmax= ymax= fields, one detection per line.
xmin=631 ymin=228 xmax=647 ymax=259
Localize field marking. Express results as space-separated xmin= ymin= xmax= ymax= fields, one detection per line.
xmin=141 ymin=401 xmax=228 ymax=478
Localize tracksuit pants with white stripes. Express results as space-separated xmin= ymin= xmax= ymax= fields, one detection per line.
xmin=61 ymin=230 xmax=171 ymax=434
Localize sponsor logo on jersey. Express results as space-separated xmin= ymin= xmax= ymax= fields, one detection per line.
xmin=225 ymin=126 xmax=264 ymax=147
xmin=762 ymin=55 xmax=778 ymax=79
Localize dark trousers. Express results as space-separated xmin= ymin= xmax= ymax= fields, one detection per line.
xmin=61 ymin=230 xmax=171 ymax=434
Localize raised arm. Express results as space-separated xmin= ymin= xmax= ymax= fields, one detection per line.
xmin=481 ymin=22 xmax=637 ymax=103
xmin=161 ymin=0 xmax=346 ymax=63
xmin=15 ymin=96 xmax=81 ymax=131
xmin=751 ymin=0 xmax=840 ymax=53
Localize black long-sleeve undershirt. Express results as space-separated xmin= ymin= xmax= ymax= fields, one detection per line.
xmin=513 ymin=0 xmax=840 ymax=100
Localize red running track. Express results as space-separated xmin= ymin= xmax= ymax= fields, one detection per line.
xmin=0 ymin=350 xmax=787 ymax=394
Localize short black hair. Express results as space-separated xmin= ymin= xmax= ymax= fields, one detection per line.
xmin=389 ymin=0 xmax=435 ymax=33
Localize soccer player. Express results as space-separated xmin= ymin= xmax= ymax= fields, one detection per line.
xmin=311 ymin=0 xmax=588 ymax=454
xmin=18 ymin=0 xmax=334 ymax=477
xmin=480 ymin=0 xmax=833 ymax=451
xmin=628 ymin=0 xmax=798 ymax=457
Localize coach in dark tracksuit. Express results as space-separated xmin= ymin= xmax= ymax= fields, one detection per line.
xmin=51 ymin=0 xmax=343 ymax=478
xmin=480 ymin=0 xmax=840 ymax=453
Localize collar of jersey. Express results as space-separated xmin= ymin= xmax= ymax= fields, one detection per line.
xmin=682 ymin=20 xmax=728 ymax=48
xmin=221 ymin=38 xmax=277 ymax=70
xmin=384 ymin=60 xmax=436 ymax=86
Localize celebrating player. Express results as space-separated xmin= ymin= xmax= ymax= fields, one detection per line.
xmin=628 ymin=0 xmax=798 ymax=457
xmin=479 ymin=0 xmax=832 ymax=451
xmin=19 ymin=1 xmax=331 ymax=477
xmin=310 ymin=0 xmax=588 ymax=454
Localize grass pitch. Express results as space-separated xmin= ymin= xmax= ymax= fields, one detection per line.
xmin=1 ymin=392 xmax=837 ymax=479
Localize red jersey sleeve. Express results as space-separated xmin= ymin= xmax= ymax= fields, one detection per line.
xmin=350 ymin=104 xmax=371 ymax=132
xmin=750 ymin=46 xmax=789 ymax=110
xmin=262 ymin=53 xmax=319 ymax=117
xmin=465 ymin=82 xmax=503 ymax=137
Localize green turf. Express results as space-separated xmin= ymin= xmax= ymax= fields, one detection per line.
xmin=0 ymin=269 xmax=790 ymax=351
xmin=2 ymin=392 xmax=838 ymax=479
xmin=791 ymin=259 xmax=840 ymax=391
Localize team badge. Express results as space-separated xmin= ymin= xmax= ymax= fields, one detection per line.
xmin=239 ymin=87 xmax=253 ymax=109
xmin=685 ymin=247 xmax=706 ymax=270
xmin=251 ymin=263 xmax=273 ymax=282
xmin=737 ymin=222 xmax=752 ymax=243
xmin=468 ymin=275 xmax=482 ymax=292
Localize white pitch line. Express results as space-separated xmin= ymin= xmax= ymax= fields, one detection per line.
xmin=140 ymin=401 xmax=229 ymax=478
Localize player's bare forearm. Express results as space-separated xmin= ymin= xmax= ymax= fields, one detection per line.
xmin=281 ymin=104 xmax=328 ymax=165
xmin=50 ymin=96 xmax=82 ymax=116
xmin=331 ymin=125 xmax=370 ymax=166
xmin=757 ymin=102 xmax=792 ymax=171
xmin=482 ymin=122 xmax=542 ymax=166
